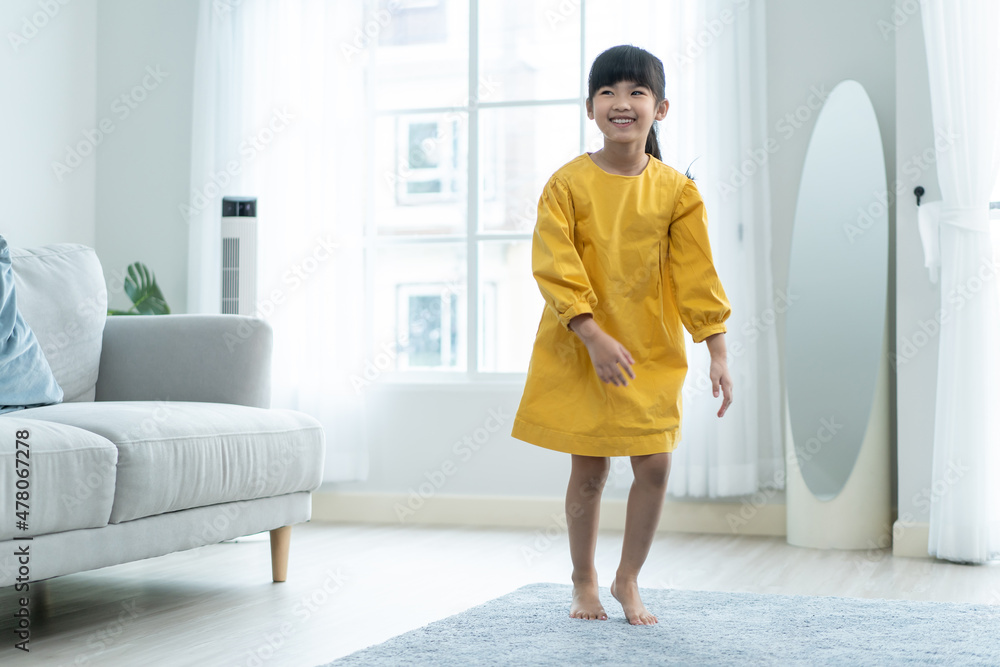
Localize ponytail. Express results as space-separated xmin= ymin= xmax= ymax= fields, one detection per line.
xmin=645 ymin=123 xmax=661 ymax=161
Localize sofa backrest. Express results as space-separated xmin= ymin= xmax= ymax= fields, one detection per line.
xmin=10 ymin=244 xmax=107 ymax=402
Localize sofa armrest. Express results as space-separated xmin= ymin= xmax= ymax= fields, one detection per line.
xmin=95 ymin=314 xmax=272 ymax=408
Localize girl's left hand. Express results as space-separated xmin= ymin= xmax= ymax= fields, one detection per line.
xmin=710 ymin=358 xmax=733 ymax=417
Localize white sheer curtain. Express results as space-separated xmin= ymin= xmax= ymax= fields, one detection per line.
xmin=186 ymin=0 xmax=781 ymax=492
xmin=187 ymin=0 xmax=369 ymax=482
xmin=919 ymin=0 xmax=1000 ymax=563
xmin=601 ymin=0 xmax=783 ymax=497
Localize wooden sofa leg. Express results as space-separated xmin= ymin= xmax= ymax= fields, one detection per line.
xmin=269 ymin=525 xmax=292 ymax=582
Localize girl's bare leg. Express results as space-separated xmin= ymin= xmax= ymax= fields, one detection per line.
xmin=567 ymin=454 xmax=610 ymax=620
xmin=612 ymin=451 xmax=670 ymax=625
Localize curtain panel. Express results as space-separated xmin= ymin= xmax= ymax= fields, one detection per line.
xmin=919 ymin=0 xmax=1000 ymax=563
xmin=188 ymin=0 xmax=369 ymax=482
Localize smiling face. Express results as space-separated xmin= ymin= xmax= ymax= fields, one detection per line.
xmin=586 ymin=80 xmax=668 ymax=152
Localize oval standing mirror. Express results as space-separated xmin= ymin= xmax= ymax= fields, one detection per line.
xmin=786 ymin=79 xmax=888 ymax=501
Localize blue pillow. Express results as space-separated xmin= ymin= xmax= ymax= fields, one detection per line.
xmin=0 ymin=236 xmax=63 ymax=413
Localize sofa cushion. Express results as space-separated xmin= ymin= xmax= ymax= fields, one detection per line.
xmin=10 ymin=244 xmax=107 ymax=402
xmin=0 ymin=416 xmax=117 ymax=541
xmin=16 ymin=401 xmax=325 ymax=523
xmin=0 ymin=237 xmax=64 ymax=413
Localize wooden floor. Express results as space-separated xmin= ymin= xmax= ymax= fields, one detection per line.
xmin=2 ymin=520 xmax=999 ymax=666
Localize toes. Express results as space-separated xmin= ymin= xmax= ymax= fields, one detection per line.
xmin=626 ymin=611 xmax=657 ymax=625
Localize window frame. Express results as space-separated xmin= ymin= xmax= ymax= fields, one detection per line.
xmin=396 ymin=116 xmax=464 ymax=205
xmin=364 ymin=0 xmax=588 ymax=384
xmin=395 ymin=281 xmax=465 ymax=370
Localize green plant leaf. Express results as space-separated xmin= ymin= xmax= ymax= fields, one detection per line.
xmin=122 ymin=262 xmax=171 ymax=315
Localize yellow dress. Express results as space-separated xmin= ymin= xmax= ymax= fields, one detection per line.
xmin=511 ymin=153 xmax=732 ymax=457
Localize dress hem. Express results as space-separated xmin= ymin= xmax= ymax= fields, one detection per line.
xmin=510 ymin=417 xmax=679 ymax=457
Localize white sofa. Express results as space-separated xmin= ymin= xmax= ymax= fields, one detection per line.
xmin=0 ymin=243 xmax=325 ymax=588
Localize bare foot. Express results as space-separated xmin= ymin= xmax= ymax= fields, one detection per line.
xmin=570 ymin=575 xmax=608 ymax=620
xmin=611 ymin=574 xmax=657 ymax=625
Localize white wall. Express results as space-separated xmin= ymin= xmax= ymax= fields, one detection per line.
xmin=0 ymin=0 xmax=196 ymax=314
xmin=894 ymin=8 xmax=939 ymax=525
xmin=0 ymin=0 xmax=97 ymax=249
xmin=95 ymin=0 xmax=198 ymax=313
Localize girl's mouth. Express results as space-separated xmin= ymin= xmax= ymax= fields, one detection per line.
xmin=611 ymin=118 xmax=635 ymax=127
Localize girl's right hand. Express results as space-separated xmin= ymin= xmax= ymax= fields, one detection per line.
xmin=569 ymin=315 xmax=635 ymax=386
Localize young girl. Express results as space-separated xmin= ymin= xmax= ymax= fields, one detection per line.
xmin=511 ymin=44 xmax=734 ymax=626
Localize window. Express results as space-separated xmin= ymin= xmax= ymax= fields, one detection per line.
xmin=396 ymin=117 xmax=463 ymax=204
xmin=366 ymin=0 xmax=665 ymax=378
xmin=379 ymin=0 xmax=448 ymax=46
xmin=397 ymin=283 xmax=463 ymax=368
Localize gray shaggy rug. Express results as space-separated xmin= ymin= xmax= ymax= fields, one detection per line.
xmin=323 ymin=582 xmax=1000 ymax=666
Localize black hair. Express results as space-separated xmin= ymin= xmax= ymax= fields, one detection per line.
xmin=684 ymin=157 xmax=698 ymax=181
xmin=587 ymin=44 xmax=666 ymax=161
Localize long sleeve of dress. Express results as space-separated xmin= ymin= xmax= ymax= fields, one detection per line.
xmin=667 ymin=179 xmax=732 ymax=343
xmin=532 ymin=176 xmax=599 ymax=330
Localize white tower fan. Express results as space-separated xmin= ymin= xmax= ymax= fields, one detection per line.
xmin=220 ymin=196 xmax=259 ymax=315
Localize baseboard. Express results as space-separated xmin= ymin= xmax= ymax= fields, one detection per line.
xmin=310 ymin=492 xmax=786 ymax=537
xmin=891 ymin=520 xmax=930 ymax=558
